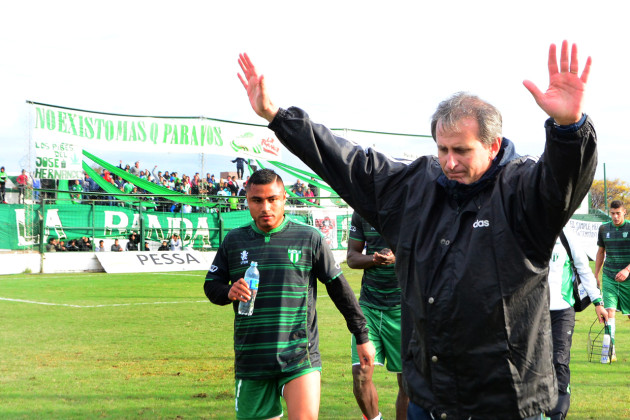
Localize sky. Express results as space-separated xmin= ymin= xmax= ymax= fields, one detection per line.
xmin=1 ymin=1 xmax=628 ymax=182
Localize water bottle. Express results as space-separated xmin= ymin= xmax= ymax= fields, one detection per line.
xmin=238 ymin=262 xmax=259 ymax=316
xmin=600 ymin=333 xmax=611 ymax=364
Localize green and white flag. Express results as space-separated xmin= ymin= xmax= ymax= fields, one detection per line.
xmin=29 ymin=101 xmax=282 ymax=179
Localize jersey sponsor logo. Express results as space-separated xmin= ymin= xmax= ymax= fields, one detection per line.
xmin=209 ymin=265 xmax=218 ymax=273
xmin=624 ymin=232 xmax=628 ymax=238
xmin=240 ymin=250 xmax=249 ymax=265
xmin=349 ymin=225 xmax=357 ymax=232
xmin=288 ymin=249 xmax=302 ymax=264
xmin=473 ymin=219 xmax=490 ymax=228
xmin=606 ymin=232 xmax=610 ymax=238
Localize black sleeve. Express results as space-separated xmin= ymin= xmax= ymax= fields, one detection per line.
xmin=325 ymin=274 xmax=370 ymax=344
xmin=203 ymin=242 xmax=233 ymax=306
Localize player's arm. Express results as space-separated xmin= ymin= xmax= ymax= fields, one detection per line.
xmin=203 ymin=243 xmax=249 ymax=305
xmin=594 ymin=246 xmax=605 ymax=288
xmin=346 ymin=238 xmax=373 ymax=269
xmin=324 ymin=274 xmax=375 ymax=367
xmin=614 ymin=264 xmax=630 ymax=282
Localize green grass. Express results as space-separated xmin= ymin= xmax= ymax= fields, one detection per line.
xmin=0 ymin=266 xmax=629 ymax=419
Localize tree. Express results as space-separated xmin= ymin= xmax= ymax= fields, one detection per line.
xmin=590 ymin=178 xmax=630 ymax=211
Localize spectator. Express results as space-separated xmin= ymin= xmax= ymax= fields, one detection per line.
xmin=228 ymin=176 xmax=239 ymax=195
xmin=130 ymin=161 xmax=141 ymax=176
xmin=95 ymin=240 xmax=106 ymax=252
xmin=228 ymin=192 xmax=239 ymax=211
xmin=102 ymin=169 xmax=115 ymax=185
xmin=46 ymin=237 xmax=57 ymax=252
xmin=70 ymin=179 xmax=83 ymax=204
xmin=79 ymin=237 xmax=92 ymax=251
xmin=191 ymin=173 xmax=201 ymax=195
xmin=66 ymin=239 xmax=80 ymax=252
xmin=308 ymin=177 xmax=320 ymax=205
xmin=111 ymin=239 xmax=123 ymax=252
xmin=126 ymin=233 xmax=139 ymax=251
xmin=0 ymin=166 xmax=7 ymax=203
xmin=56 ymin=240 xmax=67 ymax=252
xmin=152 ymin=166 xmax=163 ymax=185
xmin=158 ymin=240 xmax=169 ymax=251
xmin=16 ymin=169 xmax=29 ymax=204
xmin=232 ymin=157 xmax=247 ymax=179
xmin=32 ymin=177 xmax=41 ymax=201
xmin=169 ymin=234 xmax=182 ymax=251
xmin=144 ymin=242 xmax=151 ymax=251
xmin=305 ymin=187 xmax=315 ymax=204
xmin=182 ymin=203 xmax=193 ymax=213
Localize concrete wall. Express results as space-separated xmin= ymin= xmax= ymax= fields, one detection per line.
xmin=0 ymin=249 xmax=348 ymax=275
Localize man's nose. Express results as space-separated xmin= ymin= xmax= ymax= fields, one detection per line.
xmin=445 ymin=153 xmax=457 ymax=170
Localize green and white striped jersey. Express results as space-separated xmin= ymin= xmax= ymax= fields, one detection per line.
xmin=349 ymin=212 xmax=401 ymax=309
xmin=205 ymin=216 xmax=363 ymax=380
xmin=598 ymin=219 xmax=630 ymax=279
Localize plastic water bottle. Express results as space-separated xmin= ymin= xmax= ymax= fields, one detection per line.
xmin=600 ymin=333 xmax=611 ymax=364
xmin=238 ymin=262 xmax=259 ymax=316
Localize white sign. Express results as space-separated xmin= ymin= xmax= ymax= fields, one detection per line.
xmin=96 ymin=250 xmax=213 ymax=273
xmin=29 ymin=102 xmax=282 ymax=161
xmin=566 ymin=218 xmax=602 ymax=261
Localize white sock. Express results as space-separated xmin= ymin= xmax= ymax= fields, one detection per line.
xmin=369 ymin=413 xmax=382 ymax=420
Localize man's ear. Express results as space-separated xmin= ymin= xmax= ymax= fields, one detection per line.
xmin=490 ymin=137 xmax=502 ymax=159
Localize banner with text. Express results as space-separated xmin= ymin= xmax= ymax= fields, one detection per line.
xmin=29 ymin=102 xmax=282 ymax=179
xmin=96 ymin=250 xmax=213 ymax=273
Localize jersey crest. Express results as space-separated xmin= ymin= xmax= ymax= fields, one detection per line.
xmin=288 ymin=249 xmax=302 ymax=264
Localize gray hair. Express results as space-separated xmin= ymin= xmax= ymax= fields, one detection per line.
xmin=430 ymin=92 xmax=502 ymax=146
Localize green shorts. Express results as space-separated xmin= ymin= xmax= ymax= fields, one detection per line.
xmin=602 ymin=273 xmax=630 ymax=315
xmin=352 ymin=305 xmax=402 ymax=373
xmin=234 ymin=368 xmax=321 ymax=420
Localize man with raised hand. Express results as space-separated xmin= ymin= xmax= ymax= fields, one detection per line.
xmin=204 ymin=169 xmax=374 ymax=420
xmin=237 ymin=41 xmax=596 ymax=419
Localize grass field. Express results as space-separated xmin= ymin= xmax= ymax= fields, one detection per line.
xmin=1 ymin=265 xmax=629 ymax=419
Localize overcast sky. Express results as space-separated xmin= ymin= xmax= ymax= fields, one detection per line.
xmin=1 ymin=1 xmax=628 ymax=182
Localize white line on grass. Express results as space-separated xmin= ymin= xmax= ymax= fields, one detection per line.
xmin=0 ymin=292 xmax=347 ymax=308
xmin=0 ymin=297 xmax=208 ymax=308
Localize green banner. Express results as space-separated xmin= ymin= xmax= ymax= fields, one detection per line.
xmin=2 ymin=204 xmax=309 ymax=251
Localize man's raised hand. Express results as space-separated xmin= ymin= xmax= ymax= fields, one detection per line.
xmin=238 ymin=53 xmax=279 ymax=123
xmin=523 ymin=40 xmax=592 ymax=126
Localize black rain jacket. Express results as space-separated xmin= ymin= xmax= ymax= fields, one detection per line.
xmin=268 ymin=107 xmax=597 ymax=419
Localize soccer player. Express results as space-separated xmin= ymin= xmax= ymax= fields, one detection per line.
xmin=347 ymin=211 xmax=408 ymax=420
xmin=204 ymin=169 xmax=375 ymax=420
xmin=595 ymin=200 xmax=630 ymax=363
xmin=237 ymin=41 xmax=596 ymax=419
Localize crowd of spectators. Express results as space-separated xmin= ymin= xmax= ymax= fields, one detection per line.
xmin=289 ymin=177 xmax=320 ymax=205
xmin=4 ymin=158 xmax=322 ymax=210
xmin=66 ymin=159 xmax=252 ymax=212
xmin=45 ymin=233 xmax=189 ymax=253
